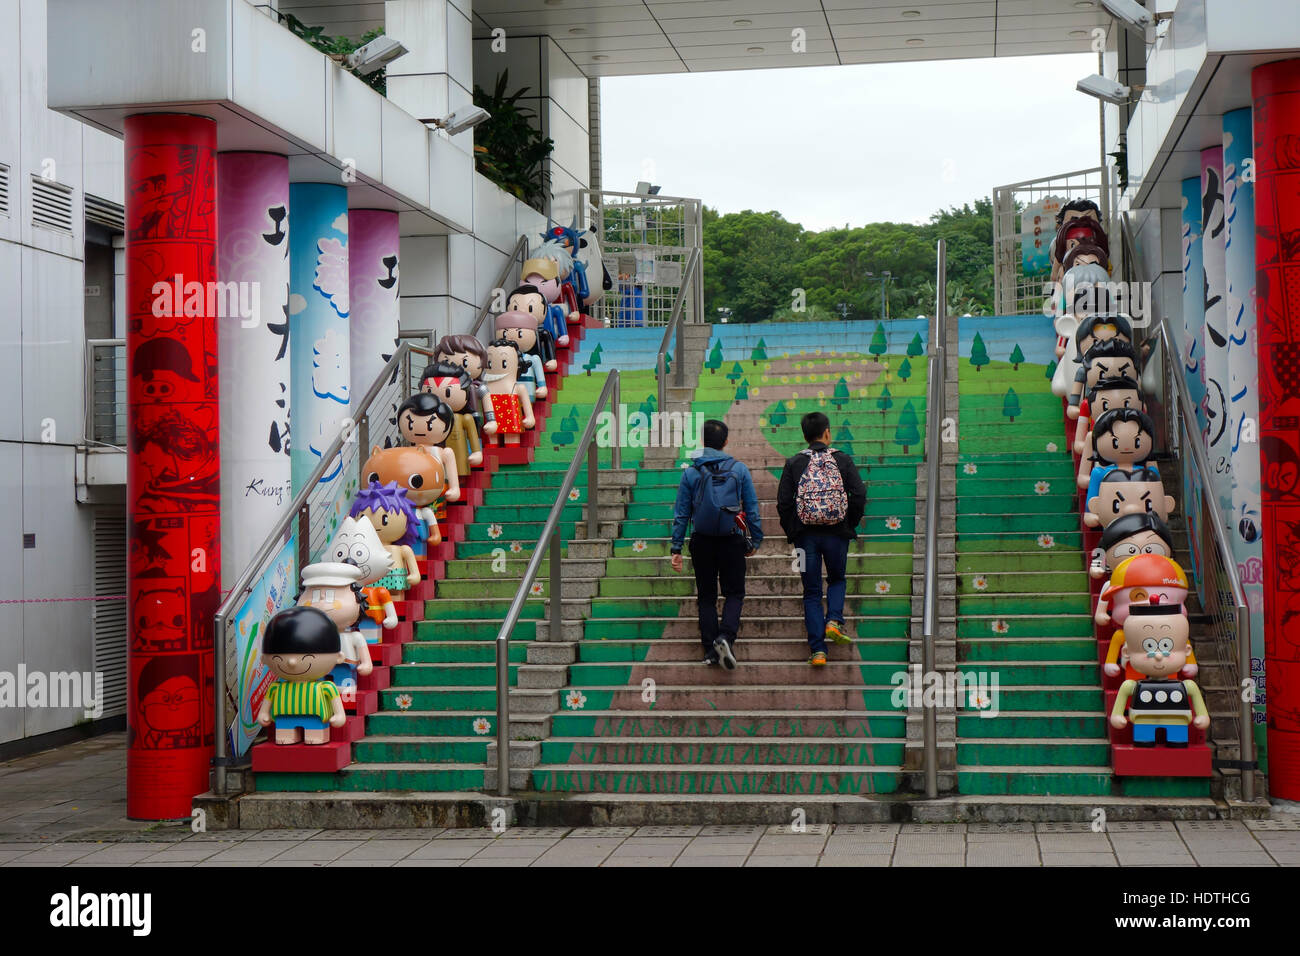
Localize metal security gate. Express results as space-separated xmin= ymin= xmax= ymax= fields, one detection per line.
xmin=578 ymin=188 xmax=704 ymax=329
xmin=992 ymin=166 xmax=1115 ymax=316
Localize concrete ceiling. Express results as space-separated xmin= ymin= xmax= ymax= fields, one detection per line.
xmin=278 ymin=0 xmax=1114 ymax=76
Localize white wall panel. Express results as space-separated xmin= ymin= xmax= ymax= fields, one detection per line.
xmin=0 ymin=242 xmax=22 ymax=443
xmin=399 ymin=235 xmax=448 ymax=296
xmin=20 ymin=246 xmax=83 ymax=445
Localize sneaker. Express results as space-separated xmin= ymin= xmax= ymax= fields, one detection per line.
xmin=808 ymin=651 xmax=828 ymax=667
xmin=714 ymin=638 xmax=737 ymax=671
xmin=703 ymin=652 xmax=719 ymax=666
xmin=825 ymin=620 xmax=853 ymax=645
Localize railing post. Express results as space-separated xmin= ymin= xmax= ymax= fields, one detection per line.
xmin=1239 ymin=603 xmax=1255 ymax=802
xmin=675 ymin=297 xmax=685 ymax=387
xmin=611 ymin=371 xmax=621 ymax=471
xmin=587 ymin=433 xmax=599 ymax=541
xmin=657 ymin=354 xmax=666 ymax=416
xmin=549 ymin=527 xmax=563 ymax=644
xmin=213 ymin=614 xmax=228 ymax=796
xmin=495 ymin=633 xmax=510 ymax=797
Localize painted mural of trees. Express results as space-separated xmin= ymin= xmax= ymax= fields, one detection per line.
xmin=898 ymin=357 xmax=912 ymax=382
xmin=832 ymin=377 xmax=851 ymax=410
xmin=969 ymin=332 xmax=989 ymax=373
xmin=768 ymin=403 xmax=787 ymax=433
xmin=706 ymin=340 xmax=724 ymax=373
xmin=894 ymin=400 xmax=920 ymax=453
xmin=1002 ymin=387 xmax=1021 ymax=423
xmin=907 ymin=332 xmax=924 ymax=359
xmin=1009 ymin=343 xmax=1025 ymax=370
xmin=751 ymin=338 xmax=767 ymax=364
xmin=583 ymin=343 xmax=604 ymax=375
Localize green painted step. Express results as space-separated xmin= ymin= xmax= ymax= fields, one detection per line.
xmin=955 ymin=712 xmax=1107 ymax=739
xmin=960 ymin=637 xmax=1097 ymax=662
xmin=955 ymin=570 xmax=1089 ymax=594
xmin=389 ymin=663 xmax=521 ymax=687
xmin=530 ymin=765 xmax=904 ymax=795
xmin=538 ymin=737 xmax=907 ymax=766
xmin=573 ymin=638 xmax=908 ymax=663
xmin=547 ymin=711 xmax=909 ymax=738
xmin=957 ymin=767 xmax=1113 ymax=796
xmin=956 ymin=739 xmax=1112 ymax=767
xmin=413 ymin=620 xmax=536 ymax=641
xmin=353 ymin=737 xmax=489 ymax=763
xmin=399 ymin=643 xmax=529 ymax=663
xmin=366 ymin=712 xmax=498 ymax=735
xmin=598 ymin=574 xmax=913 ymax=598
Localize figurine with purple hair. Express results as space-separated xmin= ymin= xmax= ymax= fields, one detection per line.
xmin=350 ymin=480 xmax=422 ymax=590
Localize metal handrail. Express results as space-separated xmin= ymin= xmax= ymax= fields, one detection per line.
xmin=655 ymin=246 xmax=702 ymax=410
xmin=211 ymin=340 xmax=435 ymax=794
xmin=492 ymin=369 xmax=622 ymax=796
xmin=1151 ymin=315 xmax=1255 ymax=802
xmin=919 ymin=238 xmax=946 ymax=799
xmin=470 ymin=234 xmax=531 ymax=341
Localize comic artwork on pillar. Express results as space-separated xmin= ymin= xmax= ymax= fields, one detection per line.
xmin=349 ymin=209 xmax=400 ymax=401
xmin=217 ymin=152 xmax=292 ymax=582
xmin=1200 ymin=147 xmax=1233 ymax=512
xmin=124 ymin=114 xmax=220 ymax=818
xmin=1253 ymin=60 xmax=1300 ymax=797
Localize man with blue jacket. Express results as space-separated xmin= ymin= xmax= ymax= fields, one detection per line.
xmin=669 ymin=420 xmax=762 ymax=670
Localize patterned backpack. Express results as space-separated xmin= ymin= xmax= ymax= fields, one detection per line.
xmin=795 ymin=448 xmax=847 ymax=525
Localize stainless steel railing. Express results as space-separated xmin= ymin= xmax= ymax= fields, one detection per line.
xmin=470 ymin=234 xmax=531 ymax=342
xmin=84 ymin=338 xmax=126 ymax=448
xmin=655 ymin=246 xmax=702 ymax=411
xmin=492 ymin=369 xmax=622 ymax=796
xmin=211 ymin=341 xmax=435 ymax=794
xmin=919 ymin=238 xmax=946 ymax=799
xmin=1149 ymin=318 xmax=1256 ymax=802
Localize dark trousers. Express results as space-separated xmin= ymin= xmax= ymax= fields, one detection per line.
xmin=688 ymin=532 xmax=747 ymax=651
xmin=798 ymin=532 xmax=849 ymax=654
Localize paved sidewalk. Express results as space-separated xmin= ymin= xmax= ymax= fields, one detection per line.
xmin=3 ymin=734 xmax=1297 ymax=867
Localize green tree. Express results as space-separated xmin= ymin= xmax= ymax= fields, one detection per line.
xmin=751 ymin=339 xmax=767 ymax=364
xmin=969 ymin=332 xmax=989 ymax=373
xmin=727 ymin=361 xmax=744 ymax=383
xmin=877 ymin=385 xmax=894 ymax=412
xmin=869 ymin=322 xmax=888 ymax=360
xmin=907 ymin=332 xmax=924 ymax=358
xmin=1046 ymin=359 xmax=1057 ymax=380
xmin=768 ymin=403 xmax=787 ymax=433
xmin=735 ymin=379 xmax=750 ymax=403
xmin=898 ymin=358 xmax=912 ymax=382
xmin=895 ymin=401 xmax=920 ymax=453
xmin=1009 ymin=344 xmax=1025 ymax=370
xmin=833 ymin=423 xmax=855 ymax=456
xmin=1002 ymin=387 xmax=1022 ymax=423
xmin=832 ymin=377 xmax=851 ymax=409
xmin=582 ymin=342 xmax=603 ymax=376
xmin=706 ymin=340 xmax=724 ymax=373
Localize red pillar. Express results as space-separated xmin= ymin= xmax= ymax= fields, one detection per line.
xmin=124 ymin=114 xmax=220 ymax=819
xmin=1253 ymin=60 xmax=1300 ymax=801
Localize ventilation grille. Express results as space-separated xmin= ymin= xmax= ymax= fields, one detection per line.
xmin=91 ymin=506 xmax=128 ymax=719
xmin=31 ymin=175 xmax=74 ymax=234
xmin=84 ymin=194 xmax=124 ymax=232
xmin=0 ymin=164 xmax=9 ymax=217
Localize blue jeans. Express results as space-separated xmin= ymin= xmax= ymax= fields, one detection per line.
xmin=798 ymin=533 xmax=849 ymax=653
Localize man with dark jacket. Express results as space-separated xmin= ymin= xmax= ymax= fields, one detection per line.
xmin=670 ymin=420 xmax=762 ymax=670
xmin=777 ymin=412 xmax=867 ymax=666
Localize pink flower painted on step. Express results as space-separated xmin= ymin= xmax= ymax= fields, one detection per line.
xmin=509 ymin=542 xmax=522 ymax=554
xmin=963 ymin=463 xmax=978 ymax=475
xmin=530 ymin=582 xmax=544 ymax=596
xmin=565 ymin=689 xmax=587 ymax=710
xmin=487 ymin=523 xmax=503 ymax=539
xmin=395 ymin=693 xmax=413 ymax=711
xmin=569 ymin=488 xmax=580 ymax=501
xmin=969 ymin=692 xmax=992 ymax=710
xmin=473 ymin=717 xmax=491 ymax=735
xmin=886 ymin=517 xmax=903 ymax=531
xmin=972 ymin=575 xmax=989 ymax=591
xmin=632 ymin=540 xmax=647 ymax=553
xmin=991 ymin=619 xmax=1010 ymax=634
xmin=1037 ymin=534 xmax=1055 ymax=549
xmin=1035 ymin=481 xmax=1051 ymax=495
xmin=875 ymin=580 xmax=891 ymax=594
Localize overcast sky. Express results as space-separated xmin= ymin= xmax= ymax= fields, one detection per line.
xmin=600 ymin=52 xmax=1101 ymax=231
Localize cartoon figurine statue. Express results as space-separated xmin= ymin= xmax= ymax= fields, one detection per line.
xmin=1084 ymin=463 xmax=1177 ymax=529
xmin=350 ymin=479 xmax=423 ymax=585
xmin=542 ymin=219 xmax=590 ymax=306
xmin=1109 ymin=604 xmax=1210 ymax=746
xmin=257 ymin=606 xmax=348 ymax=745
xmin=482 ymin=338 xmax=535 ymax=446
xmin=1049 ymin=198 xmax=1103 ymax=283
xmin=1080 ymin=405 xmax=1157 ymax=491
xmin=575 ymin=226 xmax=612 ymax=309
xmin=1053 ymin=217 xmax=1110 ymax=276
xmin=1098 ymin=554 xmax=1197 ymax=680
xmin=1090 ymin=511 xmax=1175 ymax=580
xmin=434 ymin=334 xmax=498 ymax=437
xmin=1067 ymin=318 xmax=1135 ymax=418
xmin=397 ymin=392 xmax=461 ymax=508
xmin=496 ymin=292 xmax=553 ymax=402
xmin=504 ymin=283 xmax=558 ymax=372
xmin=520 ymin=256 xmax=571 ymax=348
xmin=420 ymin=361 xmax=484 ymax=479
xmin=1074 ymin=375 xmax=1142 ymax=457
xmin=533 ymin=238 xmax=582 ymax=324
xmin=325 ymin=514 xmax=398 ymax=645
xmin=296 ymin=557 xmax=373 ymax=686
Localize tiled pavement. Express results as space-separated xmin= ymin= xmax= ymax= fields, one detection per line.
xmin=3 ymin=733 xmax=1298 ymax=867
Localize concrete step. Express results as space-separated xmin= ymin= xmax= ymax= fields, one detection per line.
xmin=539 ymin=736 xmax=907 ymax=766
xmin=529 ymin=763 xmax=904 ymax=795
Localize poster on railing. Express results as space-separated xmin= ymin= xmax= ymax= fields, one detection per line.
xmin=225 ymin=535 xmax=298 ymax=756
xmin=1020 ymin=195 xmax=1063 ymax=275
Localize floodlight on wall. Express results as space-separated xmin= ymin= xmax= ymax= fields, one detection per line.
xmin=419 ymin=106 xmax=492 ymax=136
xmin=1099 ymin=0 xmax=1155 ymax=30
xmin=634 ymin=181 xmax=661 ymax=196
xmin=342 ymin=34 xmax=408 ymax=75
xmin=1076 ymin=74 xmax=1138 ymax=105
